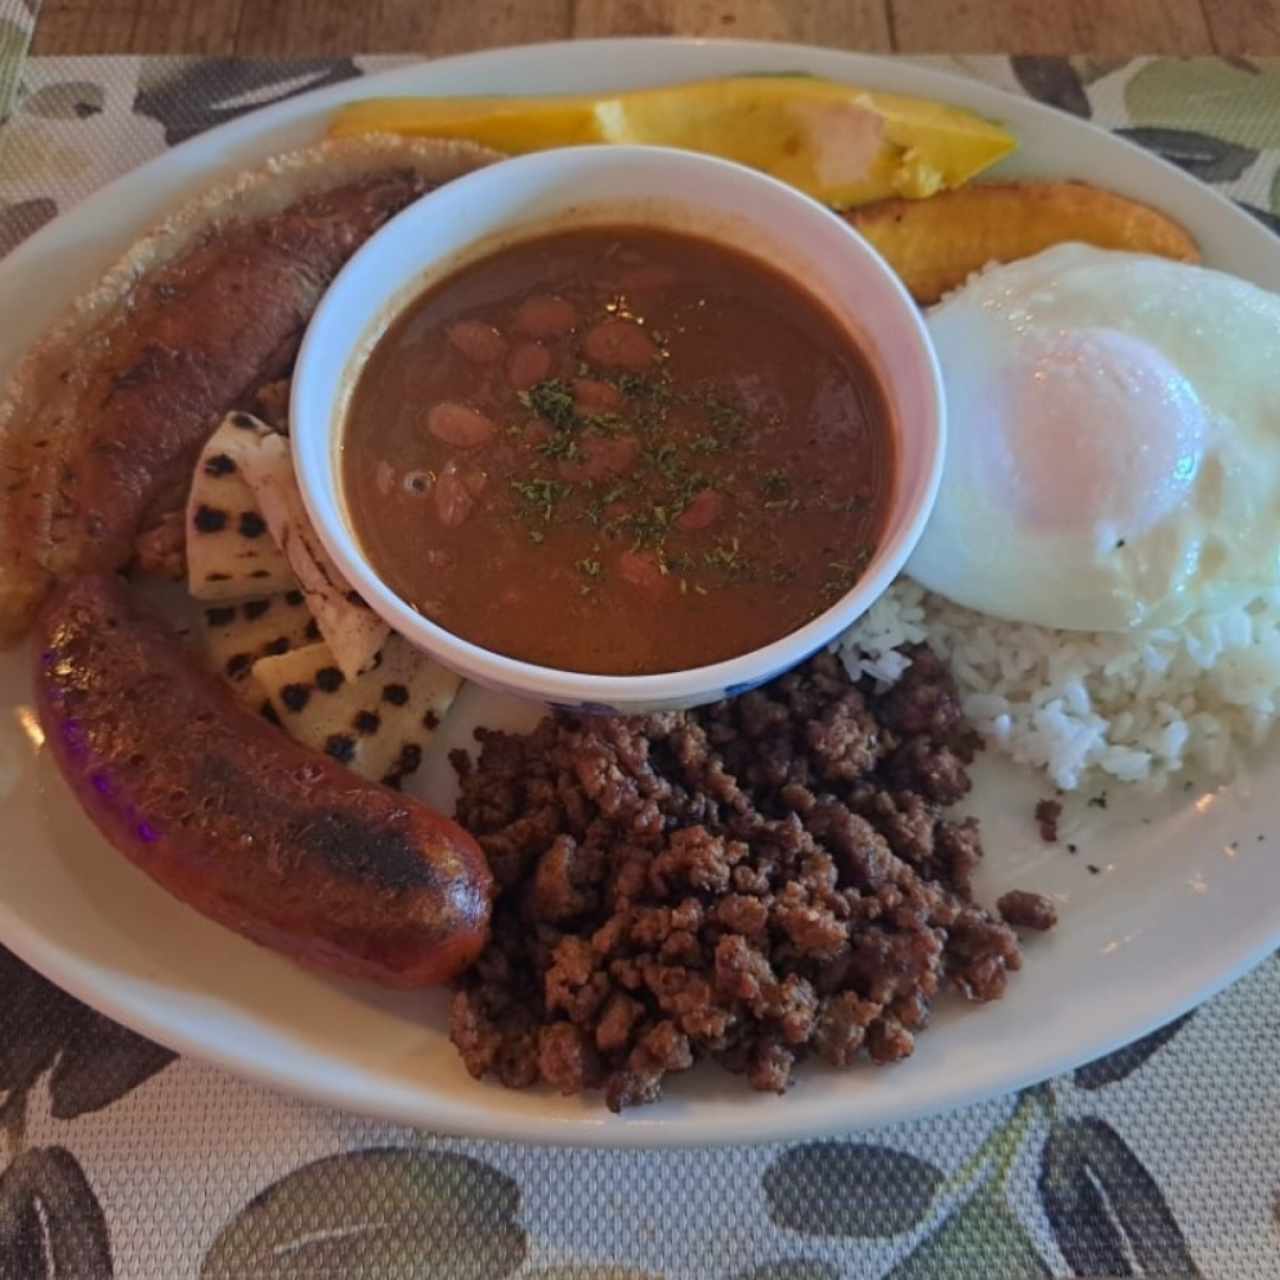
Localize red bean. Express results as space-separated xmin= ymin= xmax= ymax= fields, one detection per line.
xmin=507 ymin=341 xmax=552 ymax=391
xmin=618 ymin=549 xmax=667 ymax=592
xmin=675 ymin=488 xmax=725 ymax=531
xmin=434 ymin=460 xmax=474 ymax=528
xmin=514 ymin=295 xmax=576 ymax=338
xmin=558 ymin=434 xmax=639 ymax=484
xmin=582 ymin=318 xmax=658 ymax=371
xmin=573 ymin=378 xmax=623 ymax=415
xmin=447 ymin=320 xmax=507 ymax=364
xmin=427 ymin=402 xmax=496 ymax=448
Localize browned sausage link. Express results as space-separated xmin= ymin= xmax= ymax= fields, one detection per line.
xmin=34 ymin=172 xmax=438 ymax=584
xmin=35 ymin=575 xmax=493 ymax=988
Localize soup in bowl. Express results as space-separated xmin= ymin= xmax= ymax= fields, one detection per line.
xmin=292 ymin=145 xmax=944 ymax=711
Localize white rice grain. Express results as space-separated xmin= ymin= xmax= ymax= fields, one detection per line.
xmin=837 ymin=580 xmax=1280 ymax=790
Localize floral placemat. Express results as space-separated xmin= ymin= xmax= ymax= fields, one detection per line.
xmin=0 ymin=0 xmax=36 ymax=125
xmin=3 ymin=53 xmax=1280 ymax=1280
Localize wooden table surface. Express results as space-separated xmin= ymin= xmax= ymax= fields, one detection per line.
xmin=29 ymin=0 xmax=1280 ymax=58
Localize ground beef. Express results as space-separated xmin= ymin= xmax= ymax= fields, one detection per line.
xmin=451 ymin=650 xmax=1046 ymax=1110
xmin=885 ymin=736 xmax=972 ymax=804
xmin=1035 ymin=798 xmax=1062 ymax=844
xmin=877 ymin=645 xmax=963 ymax=738
xmin=998 ymin=890 xmax=1059 ymax=932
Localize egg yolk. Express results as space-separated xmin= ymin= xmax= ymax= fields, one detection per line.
xmin=997 ymin=327 xmax=1207 ymax=543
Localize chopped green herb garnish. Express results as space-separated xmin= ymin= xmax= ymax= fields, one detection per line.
xmin=624 ymin=505 xmax=674 ymax=548
xmin=704 ymin=537 xmax=748 ymax=576
xmin=618 ymin=371 xmax=674 ymax=406
xmin=511 ymin=476 xmax=571 ymax=522
xmin=704 ymin=397 xmax=745 ymax=436
xmin=689 ymin=433 xmax=724 ymax=456
xmin=760 ymin=469 xmax=790 ymax=499
xmin=671 ymin=469 xmax=710 ymax=510
xmin=538 ymin=433 xmax=581 ymax=462
xmin=525 ymin=378 xmax=577 ymax=430
xmin=581 ymin=412 xmax=625 ymax=437
xmin=644 ymin=442 xmax=682 ymax=480
xmin=618 ymin=373 xmax=652 ymax=399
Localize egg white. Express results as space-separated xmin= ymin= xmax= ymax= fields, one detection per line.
xmin=907 ymin=243 xmax=1280 ymax=631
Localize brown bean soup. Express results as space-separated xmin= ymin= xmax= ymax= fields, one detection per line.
xmin=342 ymin=225 xmax=894 ymax=675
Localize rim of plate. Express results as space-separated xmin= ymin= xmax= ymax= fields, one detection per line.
xmin=2 ymin=38 xmax=1279 ymax=1147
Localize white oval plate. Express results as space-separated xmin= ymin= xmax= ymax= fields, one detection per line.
xmin=3 ymin=40 xmax=1279 ymax=1148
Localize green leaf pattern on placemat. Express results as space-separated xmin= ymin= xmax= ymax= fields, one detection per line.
xmin=2 ymin=51 xmax=1280 ymax=1277
xmin=201 ymin=1149 xmax=528 ymax=1278
xmin=1040 ymin=1117 xmax=1199 ymax=1276
xmin=133 ymin=57 xmax=362 ymax=145
xmin=525 ymin=1269 xmax=666 ymax=1279
xmin=1126 ymin=58 xmax=1280 ymax=151
xmin=0 ymin=14 xmax=32 ymax=123
xmin=21 ymin=80 xmax=104 ymax=119
xmin=733 ymin=1265 xmax=838 ymax=1280
xmin=764 ymin=1145 xmax=945 ymax=1237
xmin=885 ymin=1183 xmax=1050 ymax=1279
xmin=0 ymin=1145 xmax=113 ymax=1279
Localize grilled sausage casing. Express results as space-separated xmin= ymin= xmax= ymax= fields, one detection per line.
xmin=35 ymin=575 xmax=493 ymax=988
xmin=0 ymin=135 xmax=497 ymax=646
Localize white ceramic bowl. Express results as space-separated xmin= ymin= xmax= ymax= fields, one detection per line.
xmin=292 ymin=144 xmax=944 ymax=712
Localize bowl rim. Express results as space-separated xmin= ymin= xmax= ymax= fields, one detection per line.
xmin=291 ymin=142 xmax=946 ymax=704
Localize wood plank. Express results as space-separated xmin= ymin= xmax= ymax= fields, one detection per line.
xmin=890 ymin=0 xmax=1213 ymax=55
xmin=233 ymin=0 xmax=369 ymax=57
xmin=1202 ymin=0 xmax=1280 ymax=53
xmin=30 ymin=0 xmax=1234 ymax=57
xmin=572 ymin=0 xmax=892 ymax=50
xmin=32 ymin=1 xmax=245 ymax=54
xmin=362 ymin=0 xmax=573 ymax=54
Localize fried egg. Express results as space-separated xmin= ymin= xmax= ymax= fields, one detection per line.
xmin=907 ymin=243 xmax=1280 ymax=631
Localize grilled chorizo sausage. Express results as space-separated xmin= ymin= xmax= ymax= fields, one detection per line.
xmin=35 ymin=575 xmax=493 ymax=988
xmin=0 ymin=134 xmax=498 ymax=646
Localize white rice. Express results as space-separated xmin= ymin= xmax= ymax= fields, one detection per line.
xmin=836 ymin=579 xmax=1280 ymax=791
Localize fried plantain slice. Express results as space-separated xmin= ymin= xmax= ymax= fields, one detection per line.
xmin=847 ymin=181 xmax=1200 ymax=304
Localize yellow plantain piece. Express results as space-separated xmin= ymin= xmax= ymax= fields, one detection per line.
xmin=848 ymin=181 xmax=1200 ymax=304
xmin=328 ymin=77 xmax=1016 ymax=208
